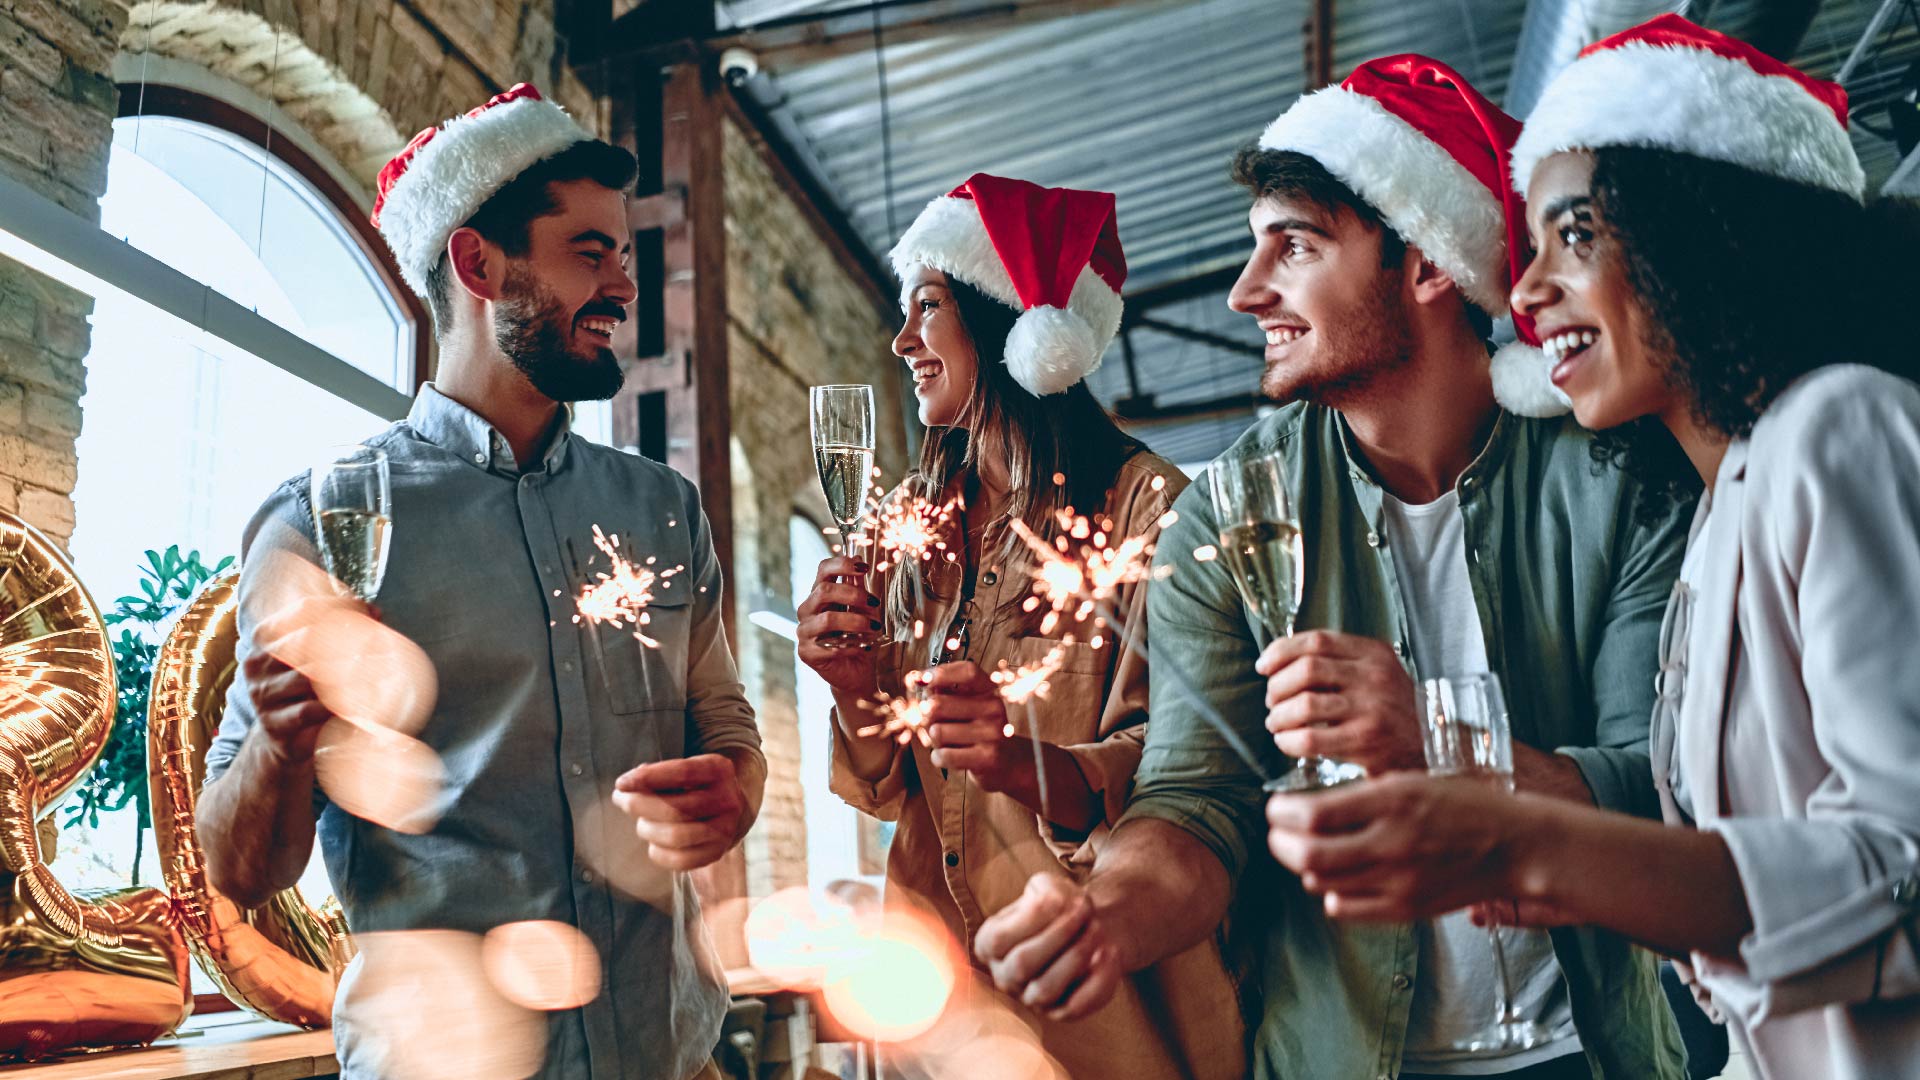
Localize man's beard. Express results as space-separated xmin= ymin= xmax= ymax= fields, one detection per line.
xmin=494 ymin=265 xmax=625 ymax=403
xmin=1259 ymin=267 xmax=1415 ymax=407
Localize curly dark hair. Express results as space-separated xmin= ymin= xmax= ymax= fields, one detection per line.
xmin=1583 ymin=146 xmax=1920 ymax=515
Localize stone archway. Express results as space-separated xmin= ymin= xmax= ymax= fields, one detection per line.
xmin=118 ymin=3 xmax=407 ymax=190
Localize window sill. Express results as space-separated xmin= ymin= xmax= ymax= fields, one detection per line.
xmin=0 ymin=1013 xmax=336 ymax=1080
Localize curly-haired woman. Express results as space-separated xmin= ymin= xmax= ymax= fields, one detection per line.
xmin=1261 ymin=17 xmax=1920 ymax=1078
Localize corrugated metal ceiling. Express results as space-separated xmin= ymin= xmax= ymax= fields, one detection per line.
xmin=722 ymin=0 xmax=1920 ymax=462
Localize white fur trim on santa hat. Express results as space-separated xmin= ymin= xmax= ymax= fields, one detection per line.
xmin=378 ymin=96 xmax=590 ymax=296
xmin=889 ymin=195 xmax=1124 ymax=396
xmin=1261 ymin=87 xmax=1509 ymax=315
xmin=1490 ymin=340 xmax=1571 ymax=417
xmin=1511 ymin=42 xmax=1865 ymax=199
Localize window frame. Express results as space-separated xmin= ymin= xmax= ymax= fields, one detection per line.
xmin=115 ymin=83 xmax=430 ymax=391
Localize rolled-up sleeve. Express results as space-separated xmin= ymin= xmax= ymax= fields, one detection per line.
xmin=680 ymin=490 xmax=761 ymax=764
xmin=1559 ymin=488 xmax=1690 ymax=819
xmin=1696 ymin=382 xmax=1920 ymax=1022
xmin=203 ymin=476 xmax=320 ymax=787
xmin=1117 ymin=480 xmax=1271 ymax=883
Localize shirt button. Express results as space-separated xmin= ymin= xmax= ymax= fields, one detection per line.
xmin=1894 ymin=876 xmax=1919 ymax=905
xmin=982 ymin=570 xmax=998 ymax=586
xmin=561 ymin=659 xmax=575 ymax=674
xmin=580 ymin=868 xmax=596 ymax=884
xmin=1365 ymin=531 xmax=1381 ymax=548
xmin=472 ymin=452 xmax=486 ymax=464
xmin=570 ymin=763 xmax=584 ymax=777
xmin=1391 ymin=972 xmax=1411 ymax=991
xmin=944 ymin=851 xmax=959 ymax=868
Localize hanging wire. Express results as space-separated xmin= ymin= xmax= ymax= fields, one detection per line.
xmin=252 ymin=24 xmax=284 ymax=271
xmin=131 ymin=2 xmax=155 ymax=155
xmin=872 ymin=5 xmax=899 ymax=241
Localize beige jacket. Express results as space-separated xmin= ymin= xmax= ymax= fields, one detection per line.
xmin=1653 ymin=366 xmax=1920 ymax=1079
xmin=829 ymin=451 xmax=1245 ymax=1080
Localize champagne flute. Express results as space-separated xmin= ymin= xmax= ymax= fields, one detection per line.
xmin=811 ymin=384 xmax=876 ymax=647
xmin=311 ymin=444 xmax=392 ymax=603
xmin=1210 ymin=447 xmax=1361 ymax=793
xmin=1420 ymin=672 xmax=1553 ymax=1052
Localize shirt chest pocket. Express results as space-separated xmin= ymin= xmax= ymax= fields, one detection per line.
xmin=1007 ymin=634 xmax=1112 ymax=744
xmin=594 ymin=592 xmax=694 ymax=716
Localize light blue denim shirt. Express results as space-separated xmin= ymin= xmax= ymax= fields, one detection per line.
xmin=206 ymin=384 xmax=760 ymax=1080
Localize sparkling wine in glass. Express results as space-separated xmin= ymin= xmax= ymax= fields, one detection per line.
xmin=1421 ymin=672 xmax=1553 ymax=1052
xmin=311 ymin=445 xmax=392 ymax=603
xmin=811 ymin=384 xmax=876 ymax=646
xmin=1210 ymin=447 xmax=1362 ymax=793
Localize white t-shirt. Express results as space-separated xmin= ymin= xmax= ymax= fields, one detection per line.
xmin=1382 ymin=490 xmax=1583 ymax=1074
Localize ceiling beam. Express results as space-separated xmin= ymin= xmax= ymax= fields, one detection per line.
xmin=710 ymin=0 xmax=1176 ymax=67
xmin=1113 ymin=392 xmax=1265 ymax=426
xmin=1129 ymin=315 xmax=1263 ymax=359
xmin=1121 ymin=264 xmax=1244 ymax=314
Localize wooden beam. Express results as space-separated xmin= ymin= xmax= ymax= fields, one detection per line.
xmin=659 ymin=59 xmax=735 ymax=625
xmin=1304 ymin=0 xmax=1336 ymax=90
xmin=1114 ymin=391 xmax=1265 ymax=426
xmin=1122 ymin=264 xmax=1244 ymax=314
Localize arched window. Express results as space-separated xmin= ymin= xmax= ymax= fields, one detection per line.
xmin=63 ymin=90 xmax=419 ymax=890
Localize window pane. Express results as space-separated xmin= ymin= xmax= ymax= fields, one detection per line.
xmin=103 ymin=116 xmax=410 ymax=390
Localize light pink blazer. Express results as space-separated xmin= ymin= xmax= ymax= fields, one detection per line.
xmin=1652 ymin=365 xmax=1920 ymax=1079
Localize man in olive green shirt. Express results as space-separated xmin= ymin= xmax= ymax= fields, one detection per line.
xmin=973 ymin=57 xmax=1688 ymax=1079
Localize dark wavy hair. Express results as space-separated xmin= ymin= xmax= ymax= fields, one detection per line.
xmin=885 ymin=278 xmax=1148 ymax=633
xmin=1583 ymin=146 xmax=1920 ymax=516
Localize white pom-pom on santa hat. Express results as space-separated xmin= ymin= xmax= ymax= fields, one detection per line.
xmin=889 ymin=174 xmax=1126 ymax=398
xmin=1258 ymin=54 xmax=1565 ymax=415
xmin=1490 ymin=340 xmax=1571 ymax=418
xmin=371 ymin=84 xmax=592 ymax=297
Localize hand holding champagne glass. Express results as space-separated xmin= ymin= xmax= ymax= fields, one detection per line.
xmin=1210 ymin=447 xmax=1361 ymax=792
xmin=810 ymin=384 xmax=876 ymax=647
xmin=1421 ymin=672 xmax=1552 ymax=1052
xmin=311 ymin=444 xmax=392 ymax=603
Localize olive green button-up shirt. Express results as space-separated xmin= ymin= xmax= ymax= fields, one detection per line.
xmin=1126 ymin=402 xmax=1691 ymax=1080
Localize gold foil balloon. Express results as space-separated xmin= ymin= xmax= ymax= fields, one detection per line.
xmin=0 ymin=511 xmax=193 ymax=1060
xmin=148 ymin=568 xmax=351 ymax=1026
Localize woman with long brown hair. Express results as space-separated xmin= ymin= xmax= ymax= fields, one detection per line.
xmin=797 ymin=175 xmax=1242 ymax=1079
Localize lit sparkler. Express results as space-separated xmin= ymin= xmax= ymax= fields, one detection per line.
xmin=1010 ymin=505 xmax=1276 ymax=785
xmin=867 ymin=489 xmax=963 ymax=573
xmin=572 ymin=525 xmax=684 ymax=647
xmin=993 ymin=642 xmax=1071 ymax=822
xmin=855 ymin=670 xmax=934 ymax=746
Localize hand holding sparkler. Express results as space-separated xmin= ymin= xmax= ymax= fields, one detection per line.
xmin=923 ymin=660 xmax=1097 ymax=831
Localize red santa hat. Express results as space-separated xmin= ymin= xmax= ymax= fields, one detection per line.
xmin=370 ymin=83 xmax=593 ymax=297
xmin=1258 ymin=55 xmax=1565 ymax=417
xmin=1496 ymin=15 xmax=1865 ymax=413
xmin=888 ymin=174 xmax=1126 ymax=397
xmin=1511 ymin=15 xmax=1864 ymax=201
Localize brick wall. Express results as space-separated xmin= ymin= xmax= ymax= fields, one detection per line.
xmin=0 ymin=0 xmax=127 ymax=545
xmin=723 ymin=114 xmax=909 ymax=897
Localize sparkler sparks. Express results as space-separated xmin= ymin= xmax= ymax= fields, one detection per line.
xmin=572 ymin=525 xmax=684 ymax=647
xmin=856 ymin=670 xmax=934 ymax=745
xmin=867 ymin=490 xmax=963 ymax=573
xmin=1008 ymin=509 xmax=1171 ymax=636
xmin=992 ymin=643 xmax=1069 ymax=707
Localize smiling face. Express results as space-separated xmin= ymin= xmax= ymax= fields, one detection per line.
xmin=1227 ymin=195 xmax=1414 ymax=405
xmin=1512 ymin=151 xmax=1678 ymax=431
xmin=893 ymin=265 xmax=983 ymax=428
xmin=492 ymin=177 xmax=637 ymax=403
